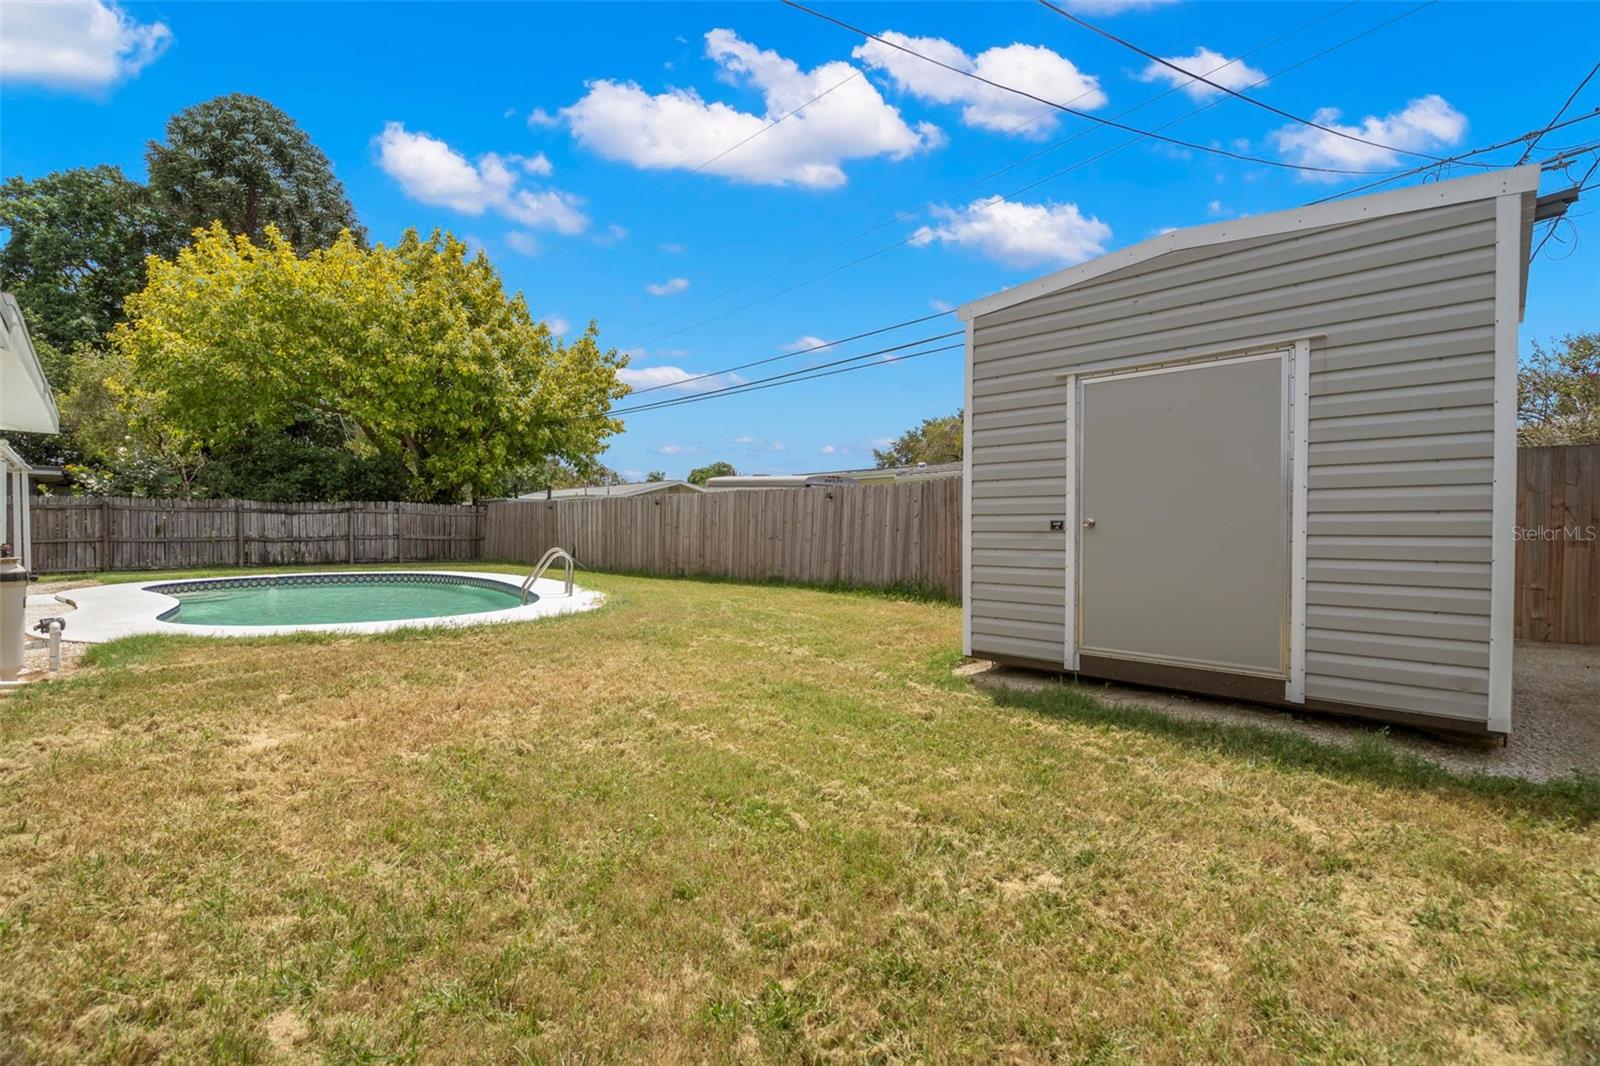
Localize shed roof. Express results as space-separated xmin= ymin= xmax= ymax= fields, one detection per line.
xmin=0 ymin=293 xmax=59 ymax=434
xmin=958 ymin=167 xmax=1545 ymax=323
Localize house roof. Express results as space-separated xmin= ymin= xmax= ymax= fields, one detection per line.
xmin=958 ymin=166 xmax=1545 ymax=323
xmin=517 ymin=479 xmax=704 ymax=500
xmin=806 ymin=462 xmax=962 ymax=480
xmin=0 ymin=293 xmax=59 ymax=435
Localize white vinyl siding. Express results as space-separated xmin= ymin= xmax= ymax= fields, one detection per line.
xmin=967 ymin=196 xmax=1503 ymax=722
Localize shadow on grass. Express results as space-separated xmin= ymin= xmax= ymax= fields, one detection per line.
xmin=972 ymin=667 xmax=1600 ymax=827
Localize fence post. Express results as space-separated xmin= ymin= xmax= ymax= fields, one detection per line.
xmin=347 ymin=504 xmax=356 ymax=564
xmin=234 ymin=501 xmax=245 ymax=567
xmin=99 ymin=499 xmax=111 ymax=572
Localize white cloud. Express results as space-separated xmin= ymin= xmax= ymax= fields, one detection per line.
xmin=819 ymin=444 xmax=850 ymax=455
xmin=562 ymin=29 xmax=941 ymax=188
xmin=853 ymin=33 xmax=1104 ymax=139
xmin=1137 ymin=47 xmax=1267 ymax=101
xmin=732 ymin=435 xmax=786 ymax=452
xmin=545 ymin=315 xmax=570 ymax=336
xmin=1053 ymin=0 xmax=1177 ymax=10
xmin=930 ymin=298 xmax=955 ymax=312
xmin=783 ymin=335 xmax=832 ymax=352
xmin=527 ymin=107 xmax=561 ymax=128
xmin=505 ymin=231 xmax=541 ymax=256
xmin=618 ymin=366 xmax=743 ymax=393
xmin=594 ymin=222 xmax=628 ymax=247
xmin=1272 ymin=94 xmax=1467 ymax=179
xmin=647 ymin=277 xmax=690 ymax=296
xmin=520 ymin=152 xmax=554 ymax=176
xmin=0 ymin=0 xmax=171 ymax=91
xmin=1206 ymin=199 xmax=1227 ymax=217
xmin=653 ymin=442 xmax=710 ymax=456
xmin=376 ymin=123 xmax=590 ymax=234
xmin=912 ymin=197 xmax=1111 ymax=268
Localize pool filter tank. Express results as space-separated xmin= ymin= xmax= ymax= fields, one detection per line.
xmin=0 ymin=548 xmax=26 ymax=685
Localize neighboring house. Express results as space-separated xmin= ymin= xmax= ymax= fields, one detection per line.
xmin=1 ymin=293 xmax=59 ymax=569
xmin=960 ymin=165 xmax=1559 ymax=739
xmin=704 ymin=462 xmax=961 ymax=490
xmin=516 ymin=480 xmax=703 ymax=501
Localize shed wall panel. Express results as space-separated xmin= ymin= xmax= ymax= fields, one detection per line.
xmin=968 ymin=196 xmax=1502 ymax=724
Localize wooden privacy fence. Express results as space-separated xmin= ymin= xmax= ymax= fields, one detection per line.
xmin=483 ymin=478 xmax=964 ymax=597
xmin=29 ymin=497 xmax=484 ymax=573
xmin=1516 ymin=444 xmax=1599 ymax=644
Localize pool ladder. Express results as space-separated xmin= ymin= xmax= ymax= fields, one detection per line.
xmin=521 ymin=547 xmax=575 ymax=603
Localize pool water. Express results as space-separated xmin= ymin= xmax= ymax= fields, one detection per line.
xmin=164 ymin=578 xmax=525 ymax=627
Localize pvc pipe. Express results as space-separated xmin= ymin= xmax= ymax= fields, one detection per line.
xmin=47 ymin=619 xmax=62 ymax=674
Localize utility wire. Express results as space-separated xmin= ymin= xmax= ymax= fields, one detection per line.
xmin=1307 ymin=107 xmax=1600 ymax=204
xmin=692 ymin=70 xmax=862 ymax=175
xmin=1036 ymin=0 xmax=1451 ymax=164
xmin=626 ymin=310 xmax=955 ymax=396
xmin=1516 ymin=60 xmax=1600 ymax=165
xmin=780 ymin=0 xmax=1404 ymax=177
xmin=615 ymin=340 xmax=963 ymax=417
xmin=619 ymin=1 xmax=1409 ymax=350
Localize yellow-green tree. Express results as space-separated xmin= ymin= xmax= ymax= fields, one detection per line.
xmin=110 ymin=224 xmax=628 ymax=502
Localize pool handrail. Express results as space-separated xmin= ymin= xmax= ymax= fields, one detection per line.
xmin=521 ymin=547 xmax=575 ymax=603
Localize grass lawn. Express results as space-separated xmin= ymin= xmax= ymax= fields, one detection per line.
xmin=2 ymin=567 xmax=1598 ymax=1062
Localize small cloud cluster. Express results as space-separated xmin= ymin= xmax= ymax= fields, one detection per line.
xmin=912 ymin=198 xmax=1111 ymax=268
xmin=617 ymin=365 xmax=742 ymax=394
xmin=1272 ymin=94 xmax=1467 ymax=178
xmin=0 ymin=0 xmax=170 ymax=91
xmin=853 ymin=32 xmax=1104 ymax=139
xmin=647 ymin=277 xmax=690 ymax=297
xmin=376 ymin=122 xmax=589 ymax=234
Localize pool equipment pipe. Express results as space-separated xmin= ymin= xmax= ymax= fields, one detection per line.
xmin=0 ymin=550 xmax=26 ymax=686
xmin=33 ymin=616 xmax=64 ymax=674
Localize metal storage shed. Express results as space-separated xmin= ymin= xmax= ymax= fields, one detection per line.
xmin=958 ymin=166 xmax=1555 ymax=738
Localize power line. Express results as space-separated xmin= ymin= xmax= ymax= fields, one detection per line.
xmin=626 ymin=310 xmax=955 ymax=396
xmin=998 ymin=1 xmax=1445 ymax=202
xmin=618 ymin=1 xmax=1412 ymax=350
xmin=615 ymin=340 xmax=963 ymax=417
xmin=691 ymin=70 xmax=862 ymax=176
xmin=780 ymin=0 xmax=1405 ymax=178
xmin=1306 ymin=107 xmax=1600 ymax=205
xmin=1516 ymin=60 xmax=1600 ymax=165
xmin=1036 ymin=0 xmax=1451 ymax=164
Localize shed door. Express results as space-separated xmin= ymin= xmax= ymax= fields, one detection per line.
xmin=1078 ymin=353 xmax=1288 ymax=676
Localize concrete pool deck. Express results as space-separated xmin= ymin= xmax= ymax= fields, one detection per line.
xmin=47 ymin=570 xmax=602 ymax=642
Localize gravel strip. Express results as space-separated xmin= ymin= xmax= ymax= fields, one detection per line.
xmin=962 ymin=639 xmax=1600 ymax=783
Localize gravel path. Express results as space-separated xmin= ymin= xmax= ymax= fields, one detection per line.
xmin=964 ymin=640 xmax=1600 ymax=783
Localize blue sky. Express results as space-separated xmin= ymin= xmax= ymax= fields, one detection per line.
xmin=4 ymin=1 xmax=1598 ymax=481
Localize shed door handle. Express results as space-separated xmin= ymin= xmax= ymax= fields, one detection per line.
xmin=1082 ymin=517 xmax=1096 ymax=529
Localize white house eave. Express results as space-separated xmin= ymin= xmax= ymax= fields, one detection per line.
xmin=957 ymin=166 xmax=1544 ymax=323
xmin=0 ymin=293 xmax=59 ymax=435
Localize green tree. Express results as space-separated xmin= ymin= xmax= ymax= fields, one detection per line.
xmin=0 ymin=165 xmax=183 ymax=352
xmin=146 ymin=94 xmax=364 ymax=253
xmin=645 ymin=470 xmax=667 ymax=482
xmin=110 ymin=224 xmax=627 ymax=503
xmin=687 ymin=461 xmax=736 ymax=486
xmin=1519 ymin=332 xmax=1600 ymax=446
xmin=873 ymin=411 xmax=962 ymax=467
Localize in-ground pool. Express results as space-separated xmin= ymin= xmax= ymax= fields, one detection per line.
xmin=155 ymin=573 xmax=526 ymax=627
xmin=55 ymin=570 xmax=603 ymax=642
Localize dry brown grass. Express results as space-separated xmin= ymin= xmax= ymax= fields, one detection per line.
xmin=1 ymin=567 xmax=1597 ymax=1063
